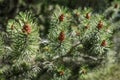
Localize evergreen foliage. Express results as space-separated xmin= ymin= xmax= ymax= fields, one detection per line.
xmin=0 ymin=5 xmax=114 ymax=80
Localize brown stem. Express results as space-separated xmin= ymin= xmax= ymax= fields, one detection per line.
xmin=52 ymin=42 xmax=81 ymax=60
xmin=67 ymin=42 xmax=81 ymax=54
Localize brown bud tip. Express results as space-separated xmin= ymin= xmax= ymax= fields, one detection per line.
xmin=59 ymin=71 xmax=64 ymax=75
xmin=86 ymin=13 xmax=90 ymax=19
xmin=97 ymin=21 xmax=103 ymax=30
xmin=75 ymin=13 xmax=80 ymax=17
xmin=85 ymin=25 xmax=89 ymax=29
xmin=82 ymin=69 xmax=87 ymax=74
xmin=58 ymin=31 xmax=65 ymax=42
xmin=80 ymin=69 xmax=87 ymax=74
xmin=22 ymin=23 xmax=31 ymax=34
xmin=76 ymin=31 xmax=80 ymax=36
xmin=114 ymin=4 xmax=119 ymax=8
xmin=101 ymin=40 xmax=107 ymax=47
xmin=11 ymin=25 xmax=14 ymax=30
xmin=59 ymin=14 xmax=64 ymax=22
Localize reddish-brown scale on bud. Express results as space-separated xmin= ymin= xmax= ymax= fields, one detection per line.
xmin=85 ymin=13 xmax=90 ymax=19
xmin=101 ymin=40 xmax=107 ymax=47
xmin=114 ymin=4 xmax=119 ymax=8
xmin=97 ymin=21 xmax=103 ymax=30
xmin=58 ymin=31 xmax=65 ymax=42
xmin=59 ymin=70 xmax=64 ymax=76
xmin=22 ymin=23 xmax=31 ymax=34
xmin=59 ymin=14 xmax=64 ymax=22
